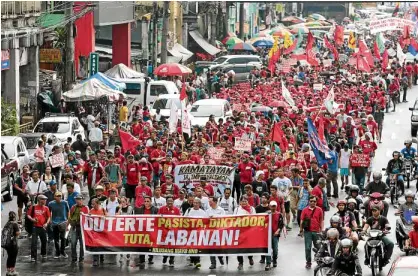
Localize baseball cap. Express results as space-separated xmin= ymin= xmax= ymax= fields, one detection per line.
xmin=269 ymin=201 xmax=278 ymax=206
xmin=140 ymin=176 xmax=148 ymax=181
xmin=95 ymin=185 xmax=104 ymax=191
xmin=75 ymin=194 xmax=84 ymax=200
xmin=37 ymin=194 xmax=47 ymax=200
xmin=54 ymin=191 xmax=63 ymax=197
xmin=49 ymin=180 xmax=57 ymax=186
xmin=75 ymin=150 xmax=81 ymax=155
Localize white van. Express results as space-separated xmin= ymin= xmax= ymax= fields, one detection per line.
xmin=150 ymin=94 xmax=181 ymax=120
xmin=190 ymin=99 xmax=232 ymax=126
xmin=118 ymin=78 xmax=179 ymax=107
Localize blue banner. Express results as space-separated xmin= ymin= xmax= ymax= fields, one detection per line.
xmin=307 ymin=118 xmax=330 ymax=166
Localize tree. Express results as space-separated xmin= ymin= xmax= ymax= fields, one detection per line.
xmin=1 ymin=97 xmax=19 ymax=135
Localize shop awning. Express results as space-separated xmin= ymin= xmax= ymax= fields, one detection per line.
xmin=167 ymin=43 xmax=193 ymax=62
xmin=189 ymin=30 xmax=221 ymax=56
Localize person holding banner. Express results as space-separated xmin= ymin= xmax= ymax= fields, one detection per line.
xmin=235 ymin=195 xmax=256 ymax=270
xmin=207 ymin=196 xmax=226 ymax=270
xmin=218 ymin=187 xmax=237 ymax=215
xmin=89 ymin=198 xmax=107 ymax=267
xmin=68 ymin=194 xmax=89 ymax=264
xmin=265 ymin=200 xmax=283 ymax=271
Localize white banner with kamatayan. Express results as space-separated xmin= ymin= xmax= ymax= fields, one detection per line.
xmin=174 ymin=164 xmax=235 ymax=197
xmin=369 ymin=17 xmax=415 ymax=34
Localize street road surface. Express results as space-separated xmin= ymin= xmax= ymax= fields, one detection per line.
xmin=2 ymin=87 xmax=417 ymax=276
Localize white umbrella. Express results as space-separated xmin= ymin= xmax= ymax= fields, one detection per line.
xmin=104 ymin=63 xmax=145 ymax=79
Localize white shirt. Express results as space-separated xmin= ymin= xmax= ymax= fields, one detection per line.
xmin=61 ymin=183 xmax=81 ymax=199
xmin=185 ymin=208 xmax=208 ymax=217
xmin=218 ymin=197 xmax=237 ymax=215
xmin=206 ymin=206 xmax=225 ymax=217
xmin=45 ymin=144 xmax=53 ymax=158
xmin=235 ymin=206 xmax=256 ymax=215
xmin=197 ymin=196 xmax=209 ymax=210
xmin=87 ymin=115 xmax=95 ymax=130
xmin=89 ymin=127 xmax=103 ymax=142
xmin=272 ymin=177 xmax=292 ymax=202
xmin=103 ymin=198 xmax=119 ymax=215
xmin=26 ymin=180 xmax=47 ymax=196
xmin=152 ymin=196 xmax=166 ymax=208
xmin=174 ymin=198 xmax=185 ymax=211
xmin=340 ymin=149 xmax=351 ymax=168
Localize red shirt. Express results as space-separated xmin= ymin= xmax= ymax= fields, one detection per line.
xmin=311 ymin=185 xmax=324 ymax=209
xmin=158 ymin=206 xmax=181 ymax=215
xmin=160 ymin=183 xmax=180 ymax=199
xmin=150 ymin=149 xmax=166 ymax=173
xmin=269 ymin=194 xmax=284 ymax=213
xmin=271 ymin=212 xmax=280 ymax=233
xmin=126 ymin=162 xmax=140 ymax=185
xmin=143 ymin=208 xmax=152 ymax=215
xmin=359 ymin=140 xmax=377 ymax=155
xmin=134 ymin=185 xmax=153 ymax=208
xmin=83 ymin=161 xmax=104 ymax=187
xmin=238 ymin=162 xmax=256 ymax=184
xmin=138 ymin=162 xmax=153 ymax=182
xmin=408 ymin=230 xmax=418 ymax=248
xmin=201 ymin=184 xmax=215 ymax=197
xmin=29 ymin=205 xmax=51 ymax=227
xmin=247 ymin=193 xmax=260 ymax=207
xmin=300 ymin=206 xmax=323 ymax=232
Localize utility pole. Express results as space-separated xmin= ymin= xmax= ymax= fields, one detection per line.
xmin=160 ymin=1 xmax=169 ymax=64
xmin=239 ymin=2 xmax=245 ymax=39
xmin=210 ymin=3 xmax=217 ymax=45
xmin=224 ymin=2 xmax=230 ymax=38
xmin=151 ymin=2 xmax=158 ymax=69
xmin=64 ymin=1 xmax=75 ymax=91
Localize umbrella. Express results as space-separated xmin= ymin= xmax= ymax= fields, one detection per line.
xmin=253 ymin=30 xmax=272 ymax=38
xmin=215 ymin=40 xmax=223 ymax=48
xmin=270 ymin=100 xmax=287 ymax=108
xmin=289 ymin=25 xmax=309 ymax=34
xmin=154 ymin=63 xmax=192 ymax=76
xmin=228 ymin=42 xmax=257 ymax=52
xmin=282 ymin=16 xmax=305 ymax=24
xmin=270 ymin=28 xmax=292 ymax=38
xmin=222 ymin=32 xmax=238 ymax=44
xmin=225 ymin=37 xmax=244 ymax=47
xmin=251 ymin=37 xmax=274 ymax=48
xmin=309 ymin=13 xmax=326 ymax=21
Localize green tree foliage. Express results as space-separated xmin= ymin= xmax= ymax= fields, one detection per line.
xmin=1 ymin=97 xmax=19 ymax=135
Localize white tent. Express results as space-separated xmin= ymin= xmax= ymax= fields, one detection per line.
xmin=104 ymin=63 xmax=145 ymax=79
xmin=62 ymin=78 xmax=126 ymax=102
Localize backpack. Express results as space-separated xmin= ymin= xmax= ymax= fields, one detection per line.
xmin=1 ymin=222 xmax=15 ymax=249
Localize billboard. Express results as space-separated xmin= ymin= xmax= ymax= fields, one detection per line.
xmin=93 ymin=1 xmax=135 ymax=27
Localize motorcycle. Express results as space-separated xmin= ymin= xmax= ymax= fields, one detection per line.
xmin=395 ymin=210 xmax=417 ymax=253
xmin=388 ymin=173 xmax=403 ymax=205
xmin=363 ymin=229 xmax=390 ymax=276
xmin=362 ymin=192 xmax=387 ymax=222
xmin=402 ymin=159 xmax=414 ymax=189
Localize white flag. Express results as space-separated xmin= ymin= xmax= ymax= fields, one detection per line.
xmin=397 ymin=43 xmax=406 ymax=66
xmin=181 ymin=108 xmax=191 ymax=137
xmin=168 ymin=102 xmax=178 ymax=134
xmin=281 ymin=81 xmax=295 ymax=107
xmin=324 ymin=86 xmax=335 ymax=114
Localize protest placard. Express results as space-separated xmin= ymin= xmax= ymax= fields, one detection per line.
xmin=369 ymin=17 xmax=414 ymax=34
xmin=207 ymin=147 xmax=224 ymax=164
xmin=49 ymin=153 xmax=64 ymax=168
xmin=350 ymin=153 xmax=371 ymax=167
xmin=313 ymin=83 xmax=323 ymax=91
xmin=234 ymin=137 xmax=252 ymax=151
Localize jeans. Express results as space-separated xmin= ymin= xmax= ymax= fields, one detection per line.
xmin=304 ymin=231 xmax=320 ymax=263
xmin=354 ymin=174 xmax=366 ymax=193
xmin=70 ymin=225 xmax=84 ymax=261
xmin=210 ymin=256 xmax=224 ymax=265
xmin=237 ymin=256 xmax=253 ymax=265
xmin=52 ymin=224 xmax=66 ymax=255
xmin=266 ymin=236 xmax=279 ymax=265
xmin=326 ymin=171 xmax=338 ymax=197
xmin=31 ymin=227 xmax=47 ymax=259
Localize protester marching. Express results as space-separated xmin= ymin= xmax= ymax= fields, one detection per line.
xmin=4 ymin=5 xmax=418 ymax=276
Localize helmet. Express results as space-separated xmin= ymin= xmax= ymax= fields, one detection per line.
xmin=340 ymin=238 xmax=353 ymax=248
xmin=370 ymin=201 xmax=383 ymax=211
xmin=347 ymin=198 xmax=357 ymax=206
xmin=373 ymin=172 xmax=382 ymax=181
xmin=393 ymin=151 xmax=400 ymax=157
xmin=337 ymin=200 xmax=347 ymax=206
xmin=405 ymin=190 xmax=415 ymax=199
xmin=327 ymin=228 xmax=339 ymax=239
xmin=330 ymin=215 xmax=341 ymax=225
xmin=370 ymin=192 xmax=383 ymax=199
xmin=350 ymin=185 xmax=360 ymax=193
xmin=404 ymin=139 xmax=412 ymax=145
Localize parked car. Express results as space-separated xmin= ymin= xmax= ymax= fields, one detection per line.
xmin=150 ymin=94 xmax=181 ymax=121
xmin=1 ymin=136 xmax=30 ymax=173
xmin=387 ymin=256 xmax=418 ymax=276
xmin=1 ymin=148 xmax=19 ymax=202
xmin=220 ymin=64 xmax=261 ymax=83
xmin=32 ymin=112 xmax=86 ymax=143
xmin=18 ymin=133 xmax=60 ymax=168
xmin=190 ymin=99 xmax=232 ymax=127
xmin=209 ymin=55 xmax=262 ymax=71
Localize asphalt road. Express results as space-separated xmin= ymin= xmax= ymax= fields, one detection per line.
xmin=1 ymin=86 xmax=418 ymax=276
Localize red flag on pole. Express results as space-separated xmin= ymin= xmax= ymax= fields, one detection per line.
xmin=268 ymin=48 xmax=281 ymax=72
xmin=306 ymin=32 xmax=319 ymax=66
xmin=373 ymin=40 xmax=381 ymax=60
xmin=382 ymin=49 xmax=389 ymax=70
xmin=283 ymin=39 xmax=297 ymax=55
xmin=357 ymin=55 xmax=371 ymax=73
xmin=324 ymin=35 xmax=339 ymax=61
xmin=119 ymin=129 xmax=141 ymax=153
xmin=358 ymin=40 xmax=374 ymax=67
xmin=271 ymin=123 xmax=288 ymax=152
xmin=334 ymin=25 xmax=344 ymax=46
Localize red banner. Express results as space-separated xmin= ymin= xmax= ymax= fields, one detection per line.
xmin=350 ymin=153 xmax=371 ymax=167
xmin=81 ymin=214 xmax=271 ymax=256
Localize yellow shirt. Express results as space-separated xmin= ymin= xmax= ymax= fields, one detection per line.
xmin=119 ymin=106 xmax=129 ymax=122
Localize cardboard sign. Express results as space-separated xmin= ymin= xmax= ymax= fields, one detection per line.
xmin=313 ymin=83 xmax=323 ymax=91
xmin=49 ymin=153 xmax=65 ymax=168
xmin=207 ymin=147 xmax=225 ymax=163
xmin=234 ymin=137 xmax=252 ymax=152
xmin=350 ymin=153 xmax=371 ymax=167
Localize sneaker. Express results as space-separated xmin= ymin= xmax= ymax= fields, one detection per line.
xmin=139 ymin=263 xmax=145 ymax=269
xmin=54 ymin=254 xmax=60 ymax=259
xmin=209 ymin=264 xmax=216 ymax=269
xmin=93 ymin=261 xmax=99 ymax=267
xmin=169 ymin=261 xmax=174 ymax=267
xmin=61 ymin=253 xmax=68 ymax=259
xmin=148 ymin=259 xmax=154 ymax=265
xmin=79 ymin=258 xmax=84 ymax=263
xmin=286 ymin=226 xmax=292 ymax=231
xmin=41 ymin=255 xmax=47 ymax=260
xmin=238 ymin=263 xmax=243 ymax=270
xmin=265 ymin=264 xmax=271 ymax=271
xmin=273 ymin=262 xmax=277 ymax=268
xmin=71 ymin=259 xmax=77 ymax=264
xmin=259 ymin=258 xmax=265 ymax=264
xmin=162 ymin=256 xmax=168 ymax=264
xmin=249 ymin=258 xmax=254 ymax=266
xmin=364 ymin=259 xmax=369 ymax=266
xmin=219 ymin=258 xmax=224 ymax=265
xmin=194 ymin=263 xmax=201 ymax=269
xmin=305 ymin=262 xmax=312 ymax=269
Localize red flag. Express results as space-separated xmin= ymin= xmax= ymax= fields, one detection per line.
xmin=382 ymin=49 xmax=389 ymax=70
xmin=411 ymin=39 xmax=418 ymax=51
xmin=334 ymin=25 xmax=344 ymax=46
xmin=358 ymin=40 xmax=374 ymax=67
xmin=119 ymin=129 xmax=141 ymax=153
xmin=180 ymin=83 xmax=187 ymax=101
xmin=324 ymin=35 xmax=339 ymax=61
xmin=357 ymin=55 xmax=371 ymax=73
xmin=373 ymin=40 xmax=381 ymax=60
xmin=268 ymin=48 xmax=281 ymax=72
xmin=317 ymin=116 xmax=325 ymax=143
xmin=271 ymin=123 xmax=288 ymax=152
xmin=283 ymin=39 xmax=297 ymax=55
xmin=403 ymin=25 xmax=411 ymax=46
xmin=306 ymin=32 xmax=319 ymax=66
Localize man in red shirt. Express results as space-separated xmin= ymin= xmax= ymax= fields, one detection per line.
xmin=238 ymin=154 xmax=257 ymax=189
xmin=160 ymin=175 xmax=180 ymax=199
xmin=406 ymin=217 xmax=418 ymax=249
xmin=135 ymin=176 xmax=153 ymax=208
xmin=269 ymin=185 xmax=285 ymax=214
xmin=150 ymin=141 xmax=166 ymax=184
xmin=244 ymin=184 xmax=260 ymax=208
xmin=264 ymin=200 xmax=282 ymax=270
xmin=199 ymin=176 xmax=214 ymax=197
xmin=137 ymin=158 xmax=153 ymax=183
xmin=311 ymin=178 xmax=326 ymax=210
xmin=125 ymin=154 xmax=141 ymax=203
xmin=359 ymin=132 xmax=377 ymax=156
xmin=299 ymin=196 xmax=324 ymax=269
xmin=83 ymin=152 xmax=104 ymax=198
xmin=27 ymin=194 xmax=51 ymax=262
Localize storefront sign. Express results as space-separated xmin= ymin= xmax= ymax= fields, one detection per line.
xmin=89 ymin=52 xmax=99 ymax=76
xmin=81 ymin=214 xmax=271 ymax=256
xmin=369 ymin=17 xmax=415 ymax=34
xmin=40 ymin=48 xmax=62 ymax=63
xmin=1 ymin=50 xmax=10 ymax=70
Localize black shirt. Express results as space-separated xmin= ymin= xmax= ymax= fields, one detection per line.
xmin=255 ymin=205 xmax=270 ymax=213
xmin=366 ymin=215 xmax=389 ymax=230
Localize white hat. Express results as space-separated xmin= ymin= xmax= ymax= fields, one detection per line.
xmin=269 ymin=201 xmax=278 ymax=206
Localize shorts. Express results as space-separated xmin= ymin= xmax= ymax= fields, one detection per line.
xmin=17 ymin=194 xmax=29 ymax=209
xmin=340 ymin=168 xmax=349 ymax=176
xmin=285 ymin=201 xmax=290 ymax=213
xmin=125 ymin=184 xmax=137 ymax=199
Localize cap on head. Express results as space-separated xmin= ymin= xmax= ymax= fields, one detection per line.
xmin=95 ymin=185 xmax=104 ymax=191
xmin=269 ymin=200 xmax=278 ymax=206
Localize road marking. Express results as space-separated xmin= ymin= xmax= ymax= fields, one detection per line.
xmin=58 ymin=274 xmax=67 ymax=276
xmin=391 ymin=133 xmax=397 ymax=140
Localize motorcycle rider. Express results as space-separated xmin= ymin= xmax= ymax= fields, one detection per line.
xmin=405 ymin=216 xmax=418 ymax=250
xmin=400 ymin=139 xmax=418 ymax=180
xmin=316 ymin=228 xmax=341 ymax=259
xmin=334 ymin=200 xmax=359 ymax=250
xmin=396 ymin=191 xmax=418 ymax=250
xmin=385 ymin=151 xmax=405 ymax=195
xmin=398 ymin=190 xmax=418 ymax=216
xmin=362 ymin=206 xmax=394 ymax=266
xmin=323 ymin=216 xmax=349 ymax=240
xmin=347 ymin=198 xmax=361 ymax=227
xmin=328 ymin=239 xmax=362 ymax=276
xmin=363 ymin=172 xmax=390 ymax=217
xmin=346 ymin=185 xmax=362 ymax=211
